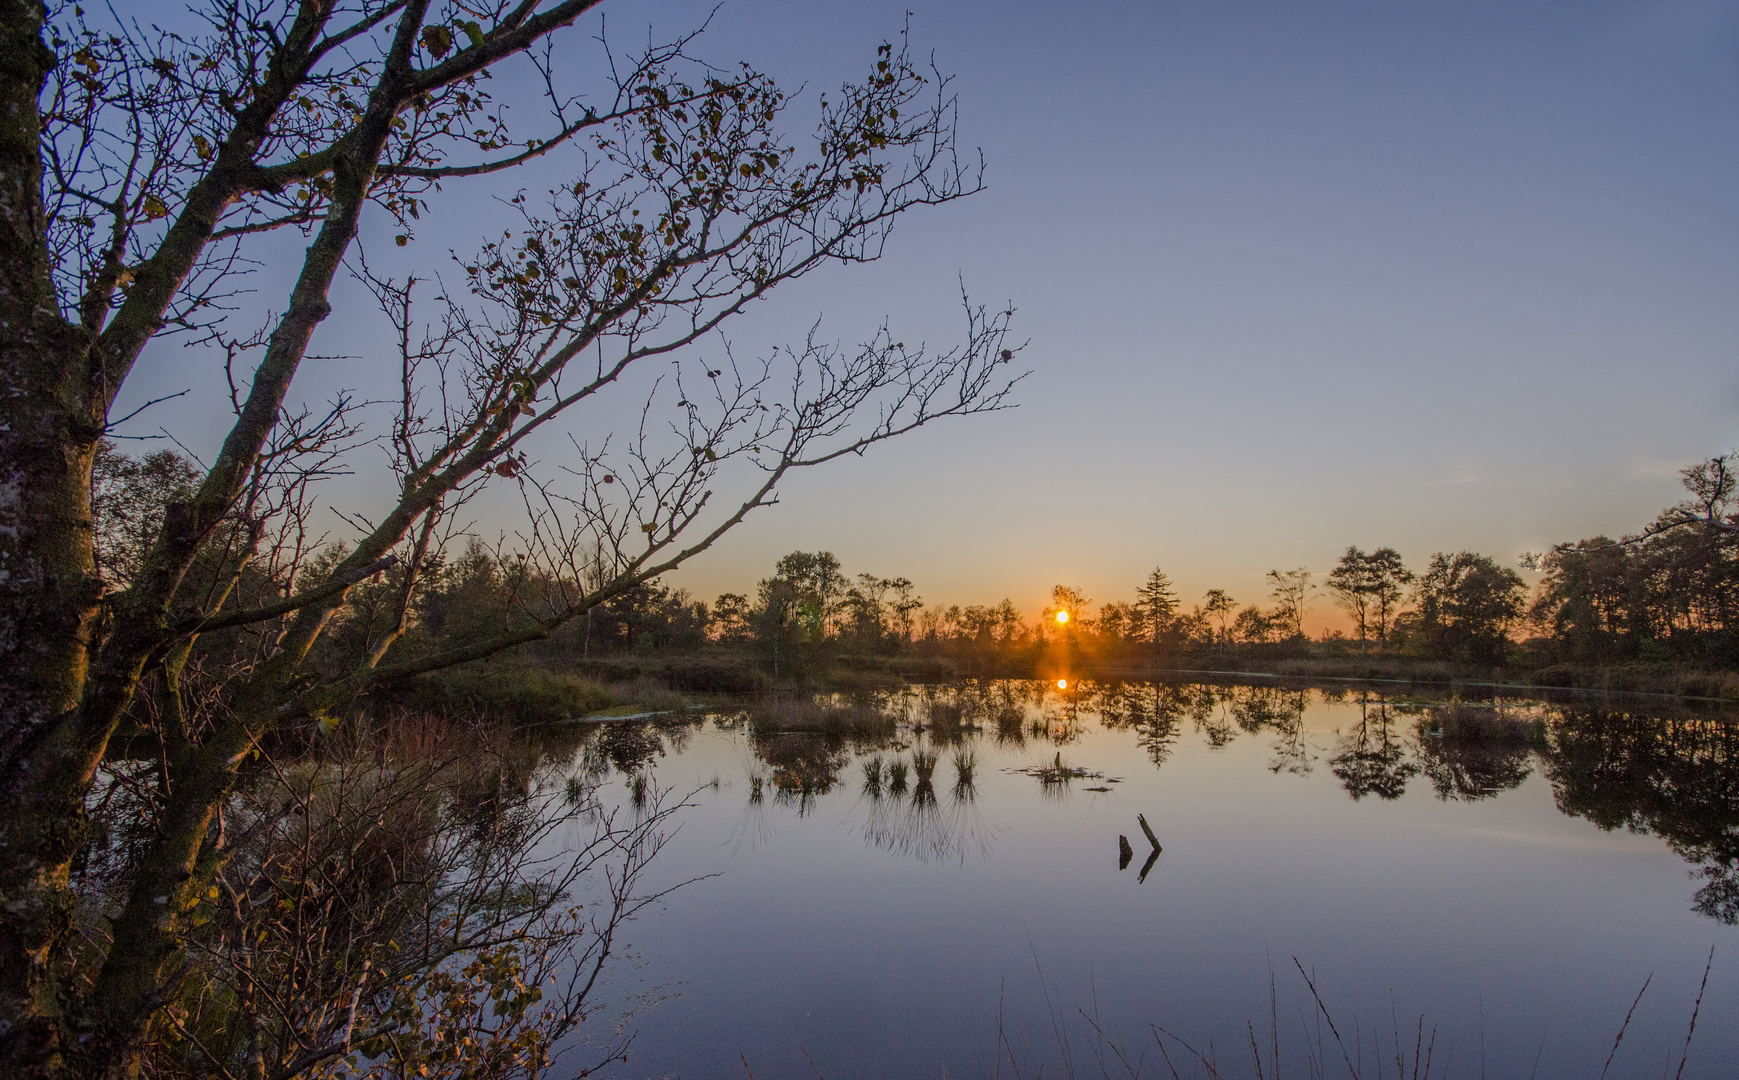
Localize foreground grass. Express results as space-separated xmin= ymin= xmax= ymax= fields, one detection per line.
xmin=737 ymin=951 xmax=1719 ymax=1080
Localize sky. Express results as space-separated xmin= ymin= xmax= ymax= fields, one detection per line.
xmin=112 ymin=0 xmax=1739 ymax=632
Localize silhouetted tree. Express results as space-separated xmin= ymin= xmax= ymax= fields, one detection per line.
xmin=1639 ymin=454 xmax=1739 ymax=538
xmin=1410 ymin=551 xmax=1527 ymax=665
xmin=710 ymin=592 xmax=755 ymax=646
xmin=841 ymin=572 xmax=892 ymax=651
xmin=1327 ymin=546 xmax=1413 ymax=654
xmin=1366 ymin=547 xmax=1413 ymax=646
xmin=1232 ymin=604 xmax=1276 ymax=645
xmin=1134 ymin=566 xmax=1178 ymax=647
xmin=1528 ymin=538 xmax=1637 ymax=664
xmin=1042 ymin=584 xmax=1089 ymax=641
xmin=1327 ymin=547 xmax=1377 ymax=652
xmin=766 ymin=551 xmax=847 ymax=640
xmin=1096 ymin=601 xmax=1136 ymax=644
xmin=1527 ymin=458 xmax=1739 ymax=665
xmin=886 ymin=577 xmax=923 ymax=643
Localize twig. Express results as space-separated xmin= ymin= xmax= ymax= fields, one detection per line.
xmin=1293 ymin=957 xmax=1360 ymax=1080
xmin=1599 ymin=974 xmax=1651 ymax=1080
xmin=1673 ymin=947 xmax=1715 ymax=1080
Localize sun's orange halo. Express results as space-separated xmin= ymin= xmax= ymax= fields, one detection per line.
xmin=1057 ymin=678 xmax=1068 ymax=689
xmin=1055 ymin=610 xmax=1069 ymax=624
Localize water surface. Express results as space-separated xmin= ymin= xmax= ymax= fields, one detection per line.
xmin=567 ymin=680 xmax=1739 ymax=1079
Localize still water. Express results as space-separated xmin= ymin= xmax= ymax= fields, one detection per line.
xmin=566 ymin=680 xmax=1739 ymax=1079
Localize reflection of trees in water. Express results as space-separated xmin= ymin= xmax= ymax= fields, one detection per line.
xmin=577 ymin=716 xmax=704 ymax=779
xmin=1232 ymin=686 xmax=1313 ymax=775
xmin=1409 ymin=703 xmax=1542 ymax=801
xmin=756 ymin=732 xmax=850 ymax=816
xmin=691 ymin=680 xmax=1739 ymax=925
xmin=1544 ymin=706 xmax=1739 ymax=923
xmin=1095 ymin=682 xmax=1186 ymax=768
xmin=1143 ymin=682 xmax=1313 ymax=773
xmin=1329 ymin=699 xmax=1418 ymax=801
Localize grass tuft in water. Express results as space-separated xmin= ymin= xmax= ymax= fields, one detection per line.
xmin=887 ymin=758 xmax=910 ymax=796
xmin=952 ymin=746 xmax=977 ymax=792
xmin=861 ymin=755 xmax=885 ymax=797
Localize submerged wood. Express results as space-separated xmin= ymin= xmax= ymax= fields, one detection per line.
xmin=1138 ymin=812 xmax=1162 ymax=852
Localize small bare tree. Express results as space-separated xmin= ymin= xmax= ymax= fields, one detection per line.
xmin=1266 ymin=567 xmax=1315 ymax=641
xmin=0 ymin=2 xmax=1021 ymax=1076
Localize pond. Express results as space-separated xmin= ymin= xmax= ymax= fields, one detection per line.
xmin=563 ymin=680 xmax=1739 ymax=1079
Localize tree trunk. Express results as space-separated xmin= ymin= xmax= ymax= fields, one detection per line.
xmin=0 ymin=3 xmax=110 ymax=1074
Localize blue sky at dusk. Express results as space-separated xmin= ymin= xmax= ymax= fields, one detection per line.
xmin=113 ymin=0 xmax=1739 ymax=630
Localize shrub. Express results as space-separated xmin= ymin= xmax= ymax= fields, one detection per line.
xmin=397 ymin=663 xmax=612 ymax=723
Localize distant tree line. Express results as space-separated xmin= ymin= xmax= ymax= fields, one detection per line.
xmin=90 ymin=450 xmax=1739 ymax=677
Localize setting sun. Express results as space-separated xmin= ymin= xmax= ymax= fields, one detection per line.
xmin=1055 ymin=610 xmax=1069 ymax=624
xmin=1057 ymin=679 xmax=1068 ymax=689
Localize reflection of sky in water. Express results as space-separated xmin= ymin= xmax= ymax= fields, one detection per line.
xmin=561 ymin=683 xmax=1739 ymax=1079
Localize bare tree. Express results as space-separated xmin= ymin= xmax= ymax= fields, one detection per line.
xmin=1635 ymin=454 xmax=1738 ymax=539
xmin=1201 ymin=588 xmax=1235 ymax=649
xmin=0 ymin=3 xmax=1021 ymax=1075
xmin=1266 ymin=567 xmax=1315 ymax=640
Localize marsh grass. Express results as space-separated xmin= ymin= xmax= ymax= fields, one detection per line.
xmin=747 ymin=694 xmax=899 ymax=739
xmin=1271 ymin=658 xmax=1463 ymax=685
xmin=1011 ymin=751 xmax=1111 ymax=794
xmin=952 ymin=746 xmax=978 ymax=796
xmin=911 ymin=744 xmax=939 ymax=786
xmin=861 ymin=755 xmax=886 ymax=796
xmin=1534 ymin=664 xmax=1739 ymax=702
xmin=925 ymin=698 xmax=983 ymax=743
xmin=605 ymin=675 xmax=692 ymax=713
xmin=887 ymin=758 xmax=910 ymax=796
xmin=975 ymin=952 xmax=1721 ymax=1080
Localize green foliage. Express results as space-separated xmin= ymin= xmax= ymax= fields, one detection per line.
xmin=762 ymin=551 xmax=847 ymax=641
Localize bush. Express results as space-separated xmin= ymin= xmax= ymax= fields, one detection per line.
xmin=395 ymin=663 xmax=613 ymax=722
